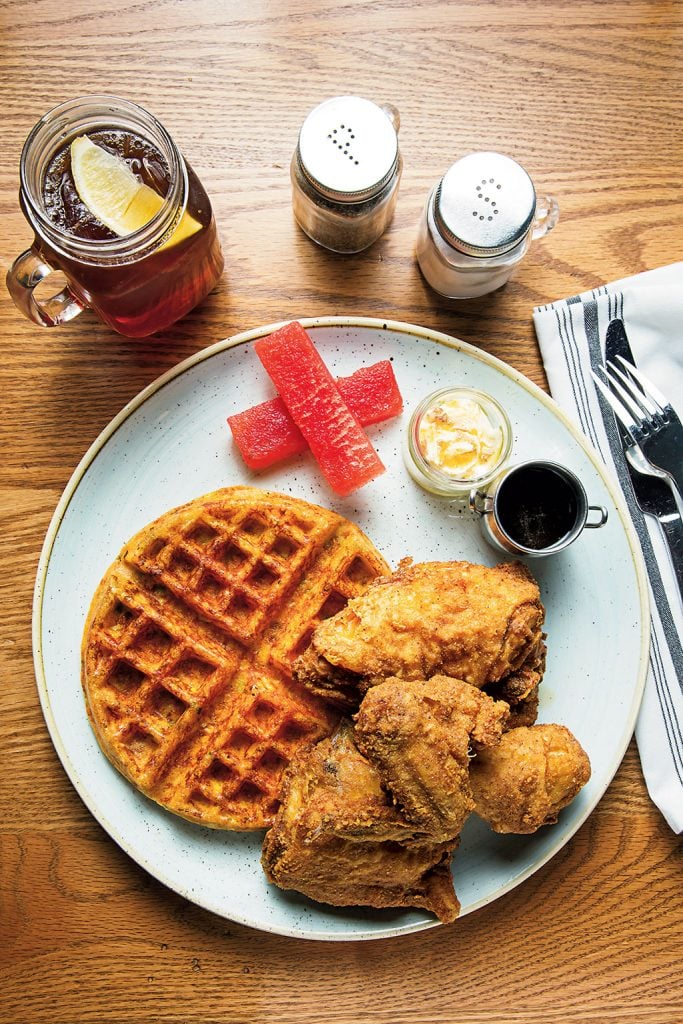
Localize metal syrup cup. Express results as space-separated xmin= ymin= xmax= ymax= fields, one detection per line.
xmin=470 ymin=460 xmax=608 ymax=557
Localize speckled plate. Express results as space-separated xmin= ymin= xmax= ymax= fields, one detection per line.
xmin=33 ymin=316 xmax=649 ymax=941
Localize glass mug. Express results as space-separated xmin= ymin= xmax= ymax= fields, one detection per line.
xmin=470 ymin=460 xmax=608 ymax=557
xmin=6 ymin=95 xmax=224 ymax=338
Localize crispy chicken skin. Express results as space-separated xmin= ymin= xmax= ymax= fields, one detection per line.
xmin=485 ymin=635 xmax=546 ymax=708
xmin=294 ymin=560 xmax=546 ymax=710
xmin=261 ymin=723 xmax=460 ymax=923
xmin=470 ymin=724 xmax=591 ymax=834
xmin=484 ymin=671 xmax=543 ymax=728
xmin=497 ymin=686 xmax=540 ymax=730
xmin=354 ymin=676 xmax=509 ymax=842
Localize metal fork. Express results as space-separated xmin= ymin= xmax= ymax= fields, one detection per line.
xmin=591 ymin=364 xmax=683 ymax=598
xmin=590 ymin=360 xmax=683 ymax=501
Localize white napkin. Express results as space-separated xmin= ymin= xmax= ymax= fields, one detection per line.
xmin=533 ymin=261 xmax=683 ymax=833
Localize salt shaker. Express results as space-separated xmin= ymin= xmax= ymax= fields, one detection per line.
xmin=416 ymin=152 xmax=559 ymax=299
xmin=291 ymin=96 xmax=402 ymax=254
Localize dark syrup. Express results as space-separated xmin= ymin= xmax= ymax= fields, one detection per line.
xmin=497 ymin=466 xmax=579 ymax=550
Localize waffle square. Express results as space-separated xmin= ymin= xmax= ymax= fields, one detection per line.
xmin=82 ymin=487 xmax=389 ymax=829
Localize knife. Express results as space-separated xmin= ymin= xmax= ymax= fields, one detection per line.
xmin=606 ymin=318 xmax=683 ymax=500
xmin=606 ymin=318 xmax=683 ymax=598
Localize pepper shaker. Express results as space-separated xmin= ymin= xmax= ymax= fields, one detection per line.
xmin=291 ymin=95 xmax=402 ymax=254
xmin=416 ymin=152 xmax=559 ymax=299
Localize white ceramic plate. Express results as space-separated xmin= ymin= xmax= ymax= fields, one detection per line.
xmin=33 ymin=317 xmax=649 ymax=941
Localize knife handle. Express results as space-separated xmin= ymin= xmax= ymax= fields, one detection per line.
xmin=646 ymin=423 xmax=683 ymax=502
xmin=661 ymin=514 xmax=683 ymax=605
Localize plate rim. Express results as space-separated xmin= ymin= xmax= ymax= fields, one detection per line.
xmin=32 ymin=315 xmax=651 ymax=940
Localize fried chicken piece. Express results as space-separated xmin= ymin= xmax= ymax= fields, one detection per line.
xmin=485 ymin=633 xmax=546 ymax=706
xmin=470 ymin=724 xmax=591 ymax=834
xmin=498 ymin=686 xmax=540 ymax=729
xmin=484 ymin=644 xmax=545 ymax=728
xmin=355 ymin=676 xmax=509 ymax=842
xmin=261 ymin=723 xmax=460 ymax=923
xmin=295 ymin=560 xmax=545 ymax=711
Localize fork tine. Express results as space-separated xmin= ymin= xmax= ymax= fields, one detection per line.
xmin=601 ymin=363 xmax=649 ymax=425
xmin=614 ymin=355 xmax=670 ymax=412
xmin=590 ymin=369 xmax=639 ymax=440
xmin=605 ymin=360 xmax=661 ymax=422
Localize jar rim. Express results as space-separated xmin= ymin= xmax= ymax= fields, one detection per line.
xmin=19 ymin=94 xmax=188 ymax=264
xmin=296 ymin=148 xmax=399 ymax=205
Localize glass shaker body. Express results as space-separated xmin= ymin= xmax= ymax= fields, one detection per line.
xmin=291 ymin=96 xmax=402 ymax=254
xmin=416 ymin=152 xmax=559 ymax=299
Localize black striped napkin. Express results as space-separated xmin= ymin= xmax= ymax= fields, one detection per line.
xmin=533 ymin=262 xmax=683 ymax=833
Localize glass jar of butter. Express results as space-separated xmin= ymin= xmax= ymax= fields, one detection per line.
xmin=291 ymin=95 xmax=402 ymax=254
xmin=404 ymin=387 xmax=512 ymax=497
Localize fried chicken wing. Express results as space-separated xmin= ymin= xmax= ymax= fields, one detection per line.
xmin=354 ymin=676 xmax=509 ymax=842
xmin=261 ymin=723 xmax=460 ymax=923
xmin=294 ymin=560 xmax=546 ymax=710
xmin=470 ymin=724 xmax=591 ymax=833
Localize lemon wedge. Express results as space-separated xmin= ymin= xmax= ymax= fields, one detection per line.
xmin=70 ymin=135 xmax=201 ymax=247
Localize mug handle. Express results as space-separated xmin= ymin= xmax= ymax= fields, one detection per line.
xmin=6 ymin=247 xmax=86 ymax=327
xmin=380 ymin=103 xmax=401 ymax=133
xmin=586 ymin=505 xmax=609 ymax=528
xmin=531 ymin=194 xmax=560 ymax=240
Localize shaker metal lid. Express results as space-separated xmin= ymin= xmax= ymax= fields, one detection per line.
xmin=434 ymin=152 xmax=536 ymax=257
xmin=297 ymin=96 xmax=399 ymax=203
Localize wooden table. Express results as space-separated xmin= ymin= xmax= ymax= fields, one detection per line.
xmin=2 ymin=3 xmax=682 ymax=1022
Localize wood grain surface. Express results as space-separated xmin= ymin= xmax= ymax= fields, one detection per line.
xmin=1 ymin=2 xmax=682 ymax=1023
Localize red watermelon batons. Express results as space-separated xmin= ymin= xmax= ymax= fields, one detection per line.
xmin=228 ymin=360 xmax=402 ymax=470
xmin=253 ymin=322 xmax=387 ymax=495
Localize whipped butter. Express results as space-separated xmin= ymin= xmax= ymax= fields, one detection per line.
xmin=405 ymin=387 xmax=512 ymax=497
xmin=418 ymin=394 xmax=504 ymax=480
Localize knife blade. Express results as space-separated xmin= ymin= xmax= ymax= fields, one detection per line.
xmin=606 ymin=318 xmax=683 ymax=598
xmin=606 ymin=319 xmax=683 ymax=499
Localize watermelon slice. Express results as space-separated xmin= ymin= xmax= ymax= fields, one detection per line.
xmin=228 ymin=360 xmax=402 ymax=471
xmin=337 ymin=361 xmax=403 ymax=427
xmin=228 ymin=396 xmax=306 ymax=470
xmin=253 ymin=322 xmax=385 ymax=496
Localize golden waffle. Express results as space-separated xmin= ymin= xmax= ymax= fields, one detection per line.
xmin=82 ymin=487 xmax=389 ymax=830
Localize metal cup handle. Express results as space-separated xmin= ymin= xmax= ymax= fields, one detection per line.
xmin=585 ymin=505 xmax=609 ymax=528
xmin=6 ymin=246 xmax=86 ymax=328
xmin=469 ymin=490 xmax=494 ymax=516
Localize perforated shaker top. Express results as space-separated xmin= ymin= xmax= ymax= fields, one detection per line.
xmin=297 ymin=96 xmax=399 ymax=203
xmin=434 ymin=152 xmax=537 ymax=257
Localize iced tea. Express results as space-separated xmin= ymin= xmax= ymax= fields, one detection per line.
xmin=8 ymin=96 xmax=224 ymax=337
